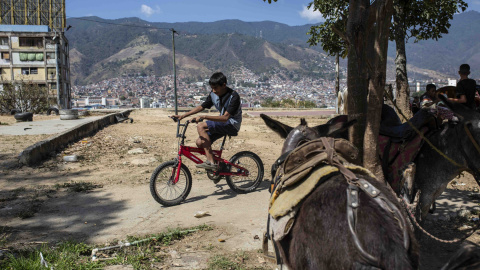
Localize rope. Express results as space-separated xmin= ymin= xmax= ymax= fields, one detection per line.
xmin=465 ymin=124 xmax=480 ymax=157
xmin=400 ymin=197 xmax=480 ymax=244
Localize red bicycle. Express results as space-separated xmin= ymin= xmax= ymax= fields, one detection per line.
xmin=150 ymin=116 xmax=264 ymax=206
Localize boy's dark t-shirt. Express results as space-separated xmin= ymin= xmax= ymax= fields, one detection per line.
xmin=456 ymin=78 xmax=477 ymax=109
xmin=201 ymin=87 xmax=241 ymax=116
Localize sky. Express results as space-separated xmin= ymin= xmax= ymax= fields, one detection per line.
xmin=66 ymin=0 xmax=480 ymax=26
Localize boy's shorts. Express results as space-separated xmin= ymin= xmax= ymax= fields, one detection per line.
xmin=206 ymin=121 xmax=238 ymax=142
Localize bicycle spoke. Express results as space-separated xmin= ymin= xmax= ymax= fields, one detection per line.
xmin=154 ymin=166 xmax=189 ymax=201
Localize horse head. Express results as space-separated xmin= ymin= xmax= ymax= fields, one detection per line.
xmin=437 ymin=95 xmax=480 ymax=182
xmin=260 ymin=114 xmax=356 ymax=155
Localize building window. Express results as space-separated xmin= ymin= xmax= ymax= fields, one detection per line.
xmin=21 ymin=67 xmax=38 ymax=75
xmin=0 ymin=37 xmax=8 ymax=46
xmin=1 ymin=52 xmax=9 ymax=60
xmin=19 ymin=37 xmax=43 ymax=47
xmin=19 ymin=52 xmax=44 ymax=61
xmin=46 ymin=52 xmax=55 ymax=60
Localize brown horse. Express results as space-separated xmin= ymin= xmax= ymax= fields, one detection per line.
xmin=261 ymin=114 xmax=419 ymax=270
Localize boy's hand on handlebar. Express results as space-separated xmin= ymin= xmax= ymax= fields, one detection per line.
xmin=191 ymin=116 xmax=204 ymax=123
xmin=169 ymin=115 xmax=183 ymax=122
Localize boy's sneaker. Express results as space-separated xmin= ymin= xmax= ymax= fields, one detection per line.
xmin=196 ymin=161 xmax=217 ymax=170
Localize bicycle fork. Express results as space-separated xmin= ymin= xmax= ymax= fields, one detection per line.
xmin=171 ymin=156 xmax=183 ymax=185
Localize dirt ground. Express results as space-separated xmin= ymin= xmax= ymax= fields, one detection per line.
xmin=1 ymin=109 xmax=480 ymax=269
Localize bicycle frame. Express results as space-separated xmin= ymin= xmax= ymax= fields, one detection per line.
xmin=171 ymin=119 xmax=249 ymax=184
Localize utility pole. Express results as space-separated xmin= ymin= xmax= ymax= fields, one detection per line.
xmin=171 ymin=28 xmax=180 ymax=136
xmin=171 ymin=28 xmax=178 ymax=115
xmin=335 ymin=52 xmax=340 ymax=114
xmin=335 ymin=52 xmax=340 ymax=95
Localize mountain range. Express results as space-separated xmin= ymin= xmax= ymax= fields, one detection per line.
xmin=65 ymin=11 xmax=480 ymax=86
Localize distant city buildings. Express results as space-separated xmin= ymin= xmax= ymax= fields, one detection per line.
xmin=72 ymin=67 xmax=343 ymax=109
xmin=71 ymin=66 xmax=473 ymax=110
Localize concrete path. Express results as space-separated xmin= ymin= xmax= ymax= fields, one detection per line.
xmin=0 ymin=116 xmax=104 ymax=135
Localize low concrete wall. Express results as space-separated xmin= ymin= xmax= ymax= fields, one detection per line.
xmin=18 ymin=110 xmax=133 ymax=166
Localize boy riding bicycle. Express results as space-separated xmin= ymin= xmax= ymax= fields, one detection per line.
xmin=171 ymin=72 xmax=242 ymax=170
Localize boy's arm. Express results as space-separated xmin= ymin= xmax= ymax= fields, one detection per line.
xmin=172 ymin=105 xmax=205 ymax=120
xmin=450 ymin=81 xmax=467 ymax=103
xmin=195 ymin=111 xmax=231 ymax=123
xmin=449 ymin=95 xmax=467 ymax=103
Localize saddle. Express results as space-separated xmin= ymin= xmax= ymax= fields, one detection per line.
xmin=272 ymin=138 xmax=359 ymax=194
xmin=269 ymin=138 xmax=362 ymax=218
xmin=379 ymin=104 xmax=437 ymax=193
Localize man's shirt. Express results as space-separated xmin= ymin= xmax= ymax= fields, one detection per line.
xmin=201 ymin=87 xmax=242 ymax=130
xmin=456 ymin=78 xmax=477 ymax=109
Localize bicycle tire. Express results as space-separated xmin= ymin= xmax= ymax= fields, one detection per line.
xmin=226 ymin=151 xmax=264 ymax=194
xmin=150 ymin=161 xmax=192 ymax=206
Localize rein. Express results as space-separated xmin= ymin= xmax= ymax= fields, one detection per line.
xmin=401 ymin=196 xmax=480 ymax=244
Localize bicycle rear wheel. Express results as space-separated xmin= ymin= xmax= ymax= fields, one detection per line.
xmin=150 ymin=161 xmax=192 ymax=206
xmin=226 ymin=151 xmax=264 ymax=193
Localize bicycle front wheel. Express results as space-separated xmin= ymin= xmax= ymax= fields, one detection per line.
xmin=226 ymin=151 xmax=264 ymax=194
xmin=150 ymin=161 xmax=192 ymax=206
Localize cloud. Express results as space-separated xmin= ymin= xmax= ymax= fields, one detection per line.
xmin=140 ymin=4 xmax=160 ymax=17
xmin=299 ymin=5 xmax=324 ymax=22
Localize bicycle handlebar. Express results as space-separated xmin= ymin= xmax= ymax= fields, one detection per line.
xmin=169 ymin=116 xmax=179 ymax=122
xmin=168 ymin=116 xmax=203 ymax=123
xmin=191 ymin=118 xmax=204 ymax=123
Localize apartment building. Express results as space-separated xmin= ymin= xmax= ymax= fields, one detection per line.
xmin=0 ymin=25 xmax=71 ymax=109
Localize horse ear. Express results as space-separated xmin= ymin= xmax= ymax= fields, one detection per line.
xmin=314 ymin=119 xmax=357 ymax=138
xmin=326 ymin=115 xmax=348 ymax=125
xmin=260 ymin=114 xmax=294 ymax=139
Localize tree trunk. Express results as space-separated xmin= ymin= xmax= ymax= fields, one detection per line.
xmin=363 ymin=0 xmax=394 ymax=181
xmin=346 ymin=0 xmax=370 ymax=164
xmin=393 ymin=2 xmax=411 ymax=120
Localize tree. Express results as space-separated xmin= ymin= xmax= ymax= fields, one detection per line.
xmin=392 ymin=0 xmax=467 ymax=120
xmin=306 ymin=0 xmax=467 ymax=120
xmin=266 ymin=0 xmax=393 ymax=179
xmin=265 ymin=0 xmax=466 ymax=179
xmin=0 ymin=81 xmax=50 ymax=113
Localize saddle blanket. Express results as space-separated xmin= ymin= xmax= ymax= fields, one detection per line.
xmin=378 ymin=127 xmax=427 ymax=193
xmin=269 ymin=164 xmax=375 ymax=219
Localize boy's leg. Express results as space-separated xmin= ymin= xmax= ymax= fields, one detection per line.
xmin=196 ymin=122 xmax=215 ymax=164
